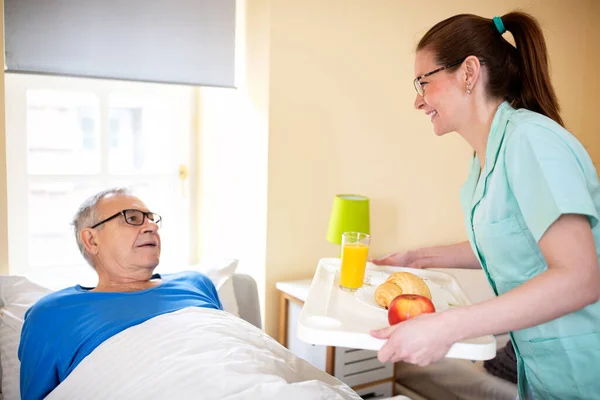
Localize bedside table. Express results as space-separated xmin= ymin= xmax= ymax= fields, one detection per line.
xmin=276 ymin=279 xmax=396 ymax=398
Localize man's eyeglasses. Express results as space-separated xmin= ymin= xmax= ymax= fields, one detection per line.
xmin=413 ymin=57 xmax=486 ymax=97
xmin=89 ymin=209 xmax=162 ymax=229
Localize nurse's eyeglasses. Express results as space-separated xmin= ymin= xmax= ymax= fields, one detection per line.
xmin=414 ymin=57 xmax=486 ymax=97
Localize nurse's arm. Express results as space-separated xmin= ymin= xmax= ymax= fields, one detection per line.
xmin=415 ymin=241 xmax=482 ymax=269
xmin=444 ymin=214 xmax=600 ymax=341
xmin=373 ymin=241 xmax=482 ymax=269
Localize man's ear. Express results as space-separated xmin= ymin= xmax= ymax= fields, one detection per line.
xmin=80 ymin=228 xmax=100 ymax=256
xmin=462 ymin=55 xmax=483 ymax=89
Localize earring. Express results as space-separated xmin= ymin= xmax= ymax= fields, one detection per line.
xmin=466 ymin=83 xmax=472 ymax=94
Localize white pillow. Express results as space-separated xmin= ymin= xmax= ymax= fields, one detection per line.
xmin=184 ymin=258 xmax=240 ymax=318
xmin=0 ymin=276 xmax=53 ymax=400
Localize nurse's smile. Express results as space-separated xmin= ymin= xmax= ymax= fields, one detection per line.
xmin=426 ymin=110 xmax=437 ymax=121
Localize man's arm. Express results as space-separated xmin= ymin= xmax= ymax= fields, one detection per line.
xmin=192 ymin=272 xmax=223 ymax=310
xmin=19 ymin=308 xmax=61 ymax=400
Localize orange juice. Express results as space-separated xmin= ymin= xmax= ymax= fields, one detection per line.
xmin=339 ymin=243 xmax=369 ymax=290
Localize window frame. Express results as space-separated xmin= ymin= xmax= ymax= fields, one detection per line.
xmin=5 ymin=73 xmax=197 ymax=285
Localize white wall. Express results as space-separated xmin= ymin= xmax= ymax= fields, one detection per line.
xmin=196 ymin=0 xmax=271 ymax=321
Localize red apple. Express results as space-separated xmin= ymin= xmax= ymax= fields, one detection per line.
xmin=387 ymin=294 xmax=436 ymax=325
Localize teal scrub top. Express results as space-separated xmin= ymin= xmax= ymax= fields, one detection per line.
xmin=459 ymin=101 xmax=600 ymax=400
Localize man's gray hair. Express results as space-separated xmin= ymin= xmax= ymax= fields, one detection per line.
xmin=72 ymin=187 xmax=132 ymax=266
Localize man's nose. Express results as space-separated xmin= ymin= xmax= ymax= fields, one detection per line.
xmin=142 ymin=219 xmax=159 ymax=233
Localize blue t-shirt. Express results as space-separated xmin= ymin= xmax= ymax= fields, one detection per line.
xmin=18 ymin=271 xmax=222 ymax=400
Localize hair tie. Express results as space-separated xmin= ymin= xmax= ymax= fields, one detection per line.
xmin=493 ymin=16 xmax=506 ymax=34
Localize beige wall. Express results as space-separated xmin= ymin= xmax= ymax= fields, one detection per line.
xmin=0 ymin=0 xmax=8 ymax=275
xmin=262 ymin=0 xmax=600 ymax=336
xmin=582 ymin=0 xmax=600 ymax=167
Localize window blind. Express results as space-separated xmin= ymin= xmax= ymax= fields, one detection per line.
xmin=5 ymin=0 xmax=236 ymax=87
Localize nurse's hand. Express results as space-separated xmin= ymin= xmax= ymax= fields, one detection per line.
xmin=372 ymin=250 xmax=427 ymax=268
xmin=370 ymin=313 xmax=454 ymax=366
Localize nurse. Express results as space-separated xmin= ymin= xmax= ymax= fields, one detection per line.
xmin=370 ymin=11 xmax=600 ymax=400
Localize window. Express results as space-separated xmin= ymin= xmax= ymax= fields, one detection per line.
xmin=5 ymin=74 xmax=196 ymax=288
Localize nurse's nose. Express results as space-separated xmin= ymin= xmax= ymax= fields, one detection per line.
xmin=414 ymin=93 xmax=425 ymax=110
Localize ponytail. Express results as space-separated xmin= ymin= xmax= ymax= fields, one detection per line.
xmin=501 ymin=12 xmax=564 ymax=127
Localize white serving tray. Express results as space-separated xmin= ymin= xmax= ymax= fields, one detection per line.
xmin=297 ymin=258 xmax=496 ymax=360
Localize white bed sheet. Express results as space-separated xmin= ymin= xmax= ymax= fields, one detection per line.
xmin=47 ymin=307 xmax=361 ymax=400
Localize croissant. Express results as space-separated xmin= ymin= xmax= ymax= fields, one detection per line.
xmin=374 ymin=282 xmax=403 ymax=309
xmin=374 ymin=272 xmax=432 ymax=309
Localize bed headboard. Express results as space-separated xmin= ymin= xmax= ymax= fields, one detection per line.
xmin=232 ymin=273 xmax=262 ymax=329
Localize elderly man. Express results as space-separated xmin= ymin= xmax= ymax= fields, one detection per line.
xmin=18 ymin=188 xmax=222 ymax=400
